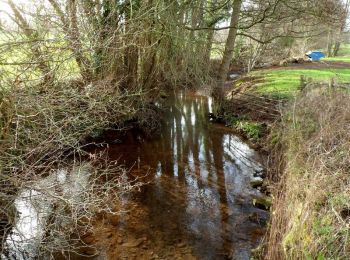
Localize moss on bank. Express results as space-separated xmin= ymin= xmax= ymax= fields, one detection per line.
xmin=224 ymin=114 xmax=265 ymax=141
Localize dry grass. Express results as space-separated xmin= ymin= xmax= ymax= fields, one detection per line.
xmin=265 ymin=87 xmax=350 ymax=259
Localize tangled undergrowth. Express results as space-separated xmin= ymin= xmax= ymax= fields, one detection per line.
xmin=0 ymin=81 xmax=150 ymax=258
xmin=265 ymin=87 xmax=350 ymax=259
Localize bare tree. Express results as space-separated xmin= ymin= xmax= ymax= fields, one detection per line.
xmin=211 ymin=0 xmax=242 ymax=113
xmin=48 ymin=0 xmax=92 ymax=82
xmin=218 ymin=0 xmax=242 ymax=85
xmin=7 ymin=0 xmax=54 ymax=86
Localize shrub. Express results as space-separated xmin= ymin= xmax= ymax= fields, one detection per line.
xmin=0 ymin=81 xmax=146 ymax=257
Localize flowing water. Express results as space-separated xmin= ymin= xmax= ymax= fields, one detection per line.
xmin=91 ymin=92 xmax=268 ymax=259
xmin=4 ymin=91 xmax=268 ymax=260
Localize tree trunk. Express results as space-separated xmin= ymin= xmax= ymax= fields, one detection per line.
xmin=217 ymin=0 xmax=242 ymax=85
xmin=48 ymin=0 xmax=92 ymax=82
xmin=67 ymin=0 xmax=92 ymax=82
xmin=333 ymin=41 xmax=341 ymax=57
xmin=213 ymin=0 xmax=242 ymax=114
xmin=141 ymin=0 xmax=157 ymax=90
xmin=333 ymin=0 xmax=349 ymax=57
xmin=327 ymin=29 xmax=334 ymax=57
xmin=189 ymin=0 xmax=204 ymax=52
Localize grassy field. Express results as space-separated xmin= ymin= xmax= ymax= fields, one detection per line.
xmin=324 ymin=43 xmax=350 ymax=62
xmin=211 ymin=42 xmax=225 ymax=59
xmin=227 ymin=44 xmax=350 ymax=99
xmin=0 ymin=32 xmax=81 ymax=88
xmin=336 ymin=43 xmax=350 ymax=56
xmin=324 ymin=56 xmax=350 ymax=62
xmin=249 ymin=68 xmax=350 ymax=98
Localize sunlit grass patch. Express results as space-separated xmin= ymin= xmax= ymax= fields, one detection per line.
xmin=324 ymin=56 xmax=350 ymax=62
xmin=0 ymin=33 xmax=81 ymax=88
xmin=244 ymin=44 xmax=350 ymax=99
xmin=210 ymin=42 xmax=225 ymax=59
xmin=337 ymin=43 xmax=350 ymax=56
xmin=324 ymin=44 xmax=350 ymax=62
xmin=250 ymin=68 xmax=350 ymax=99
xmin=224 ymin=114 xmax=264 ymax=141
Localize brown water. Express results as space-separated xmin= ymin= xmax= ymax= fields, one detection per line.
xmin=4 ymin=91 xmax=267 ymax=260
xmin=90 ymin=92 xmax=268 ymax=260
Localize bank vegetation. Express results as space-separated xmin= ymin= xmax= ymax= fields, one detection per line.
xmin=264 ymin=85 xmax=350 ymax=259
xmin=0 ymin=0 xmax=349 ymax=258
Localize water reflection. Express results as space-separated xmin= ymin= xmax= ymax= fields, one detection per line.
xmin=3 ymin=167 xmax=90 ymax=260
xmin=106 ymin=91 xmax=267 ymax=259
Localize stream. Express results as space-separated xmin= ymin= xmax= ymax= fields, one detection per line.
xmin=4 ymin=91 xmax=268 ymax=260
xmin=90 ymin=91 xmax=268 ymax=259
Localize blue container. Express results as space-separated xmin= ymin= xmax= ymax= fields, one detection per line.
xmin=306 ymin=51 xmax=325 ymax=61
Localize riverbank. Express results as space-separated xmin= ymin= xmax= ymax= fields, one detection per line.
xmin=0 ymin=81 xmax=154 ymax=258
xmin=2 ymin=57 xmax=349 ymax=259
xmin=266 ymin=87 xmax=350 ymax=259
xmin=223 ymin=63 xmax=350 ymax=259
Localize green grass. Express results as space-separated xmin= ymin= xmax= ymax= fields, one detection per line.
xmin=211 ymin=42 xmax=225 ymax=59
xmin=324 ymin=43 xmax=350 ymax=63
xmin=324 ymin=56 xmax=350 ymax=62
xmin=238 ymin=121 xmax=263 ymax=140
xmin=224 ymin=114 xmax=264 ymax=140
xmin=336 ymin=43 xmax=350 ymax=56
xmin=249 ymin=68 xmax=350 ymax=99
xmin=0 ymin=32 xmax=81 ymax=88
xmin=226 ymin=44 xmax=350 ymax=99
